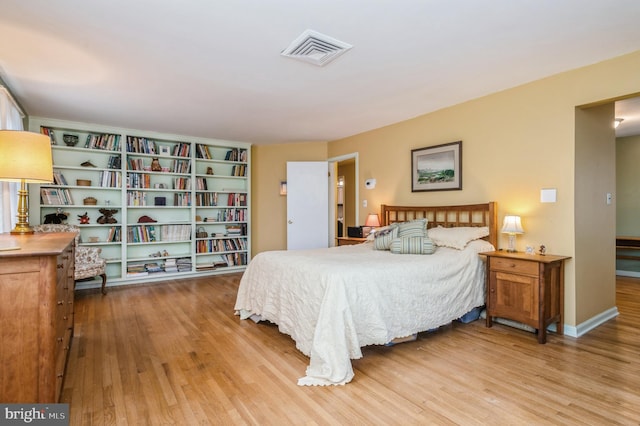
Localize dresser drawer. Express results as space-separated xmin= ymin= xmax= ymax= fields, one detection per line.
xmin=490 ymin=256 xmax=539 ymax=276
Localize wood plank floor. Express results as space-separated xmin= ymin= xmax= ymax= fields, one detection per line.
xmin=63 ymin=274 xmax=640 ymax=425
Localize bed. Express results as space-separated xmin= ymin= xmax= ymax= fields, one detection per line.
xmin=234 ymin=202 xmax=498 ymax=386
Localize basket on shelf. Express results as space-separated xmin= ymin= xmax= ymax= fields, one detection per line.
xmin=83 ymin=197 xmax=97 ymax=205
xmin=196 ymin=227 xmax=208 ymax=238
xmin=76 ymin=179 xmax=91 ymax=186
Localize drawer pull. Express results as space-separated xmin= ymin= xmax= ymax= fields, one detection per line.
xmin=57 ymin=337 xmax=63 ymax=343
xmin=57 ymin=300 xmax=64 ymax=305
xmin=57 ymin=264 xmax=64 ymax=269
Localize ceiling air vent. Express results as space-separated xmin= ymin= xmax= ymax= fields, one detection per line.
xmin=281 ymin=29 xmax=352 ymax=67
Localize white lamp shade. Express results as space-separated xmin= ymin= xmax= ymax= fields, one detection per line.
xmin=501 ymin=215 xmax=524 ymax=234
xmin=0 ymin=130 xmax=53 ymax=183
xmin=364 ymin=213 xmax=381 ymax=227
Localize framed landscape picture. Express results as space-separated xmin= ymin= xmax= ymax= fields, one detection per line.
xmin=411 ymin=141 xmax=462 ymax=192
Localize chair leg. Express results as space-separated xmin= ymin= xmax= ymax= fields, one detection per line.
xmin=100 ymin=273 xmax=107 ymax=295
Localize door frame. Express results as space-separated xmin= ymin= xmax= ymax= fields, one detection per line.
xmin=328 ymin=152 xmax=359 ymax=246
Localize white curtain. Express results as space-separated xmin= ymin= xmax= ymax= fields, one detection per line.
xmin=0 ymin=86 xmax=25 ymax=233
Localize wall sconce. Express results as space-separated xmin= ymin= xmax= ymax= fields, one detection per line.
xmin=614 ymin=118 xmax=624 ymax=128
xmin=364 ymin=178 xmax=376 ymax=189
xmin=501 ymin=215 xmax=524 ymax=252
xmin=279 ymin=181 xmax=287 ymax=196
xmin=364 ymin=213 xmax=381 ymax=236
xmin=0 ymin=130 xmax=53 ymax=234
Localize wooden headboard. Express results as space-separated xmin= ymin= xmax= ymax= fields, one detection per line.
xmin=380 ymin=202 xmax=498 ymax=248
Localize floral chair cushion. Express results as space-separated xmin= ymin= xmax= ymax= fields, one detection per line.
xmin=33 ymin=224 xmax=107 ymax=292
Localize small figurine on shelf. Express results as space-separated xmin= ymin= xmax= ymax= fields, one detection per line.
xmin=97 ymin=208 xmax=118 ymax=224
xmin=151 ymin=158 xmax=162 ymax=172
xmin=78 ymin=212 xmax=90 ymax=224
xmin=539 ymin=244 xmax=546 ymax=256
xmin=44 ymin=211 xmax=68 ymax=224
xmin=206 ymin=166 xmax=214 ymax=175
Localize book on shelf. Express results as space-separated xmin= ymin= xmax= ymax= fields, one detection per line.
xmin=40 ymin=188 xmax=74 ymax=205
xmin=196 ymin=144 xmax=212 ymax=159
xmin=40 ymin=126 xmax=56 ymax=144
xmin=144 ymin=262 xmax=163 ymax=273
xmin=52 ymin=171 xmax=68 ymax=185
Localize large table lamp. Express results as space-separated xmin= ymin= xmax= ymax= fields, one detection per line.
xmin=0 ymin=130 xmax=53 ymax=234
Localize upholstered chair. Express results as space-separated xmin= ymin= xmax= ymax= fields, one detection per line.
xmin=33 ymin=224 xmax=107 ymax=294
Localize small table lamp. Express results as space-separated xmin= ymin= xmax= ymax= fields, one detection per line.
xmin=0 ymin=130 xmax=53 ymax=234
xmin=501 ymin=215 xmax=524 ymax=252
xmin=364 ymin=213 xmax=381 ymax=236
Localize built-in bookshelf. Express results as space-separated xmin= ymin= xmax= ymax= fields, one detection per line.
xmin=30 ymin=117 xmax=251 ymax=290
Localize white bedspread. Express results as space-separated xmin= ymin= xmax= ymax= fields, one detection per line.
xmin=234 ymin=239 xmax=493 ymax=386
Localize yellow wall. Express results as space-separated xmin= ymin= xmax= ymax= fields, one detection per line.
xmin=251 ymin=142 xmax=327 ymax=253
xmin=617 ymin=134 xmax=640 ymax=236
xmin=251 ymin=50 xmax=640 ymax=328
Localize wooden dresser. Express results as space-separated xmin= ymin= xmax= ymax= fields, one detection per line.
xmin=0 ymin=232 xmax=76 ymax=402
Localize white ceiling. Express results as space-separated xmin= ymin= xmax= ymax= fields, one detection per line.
xmin=2 ymin=1 xmax=640 ymax=145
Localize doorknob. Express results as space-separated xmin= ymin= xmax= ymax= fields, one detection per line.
xmin=288 ymin=220 xmax=293 ymax=224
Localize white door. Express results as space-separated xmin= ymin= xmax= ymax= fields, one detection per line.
xmin=287 ymin=161 xmax=329 ymax=250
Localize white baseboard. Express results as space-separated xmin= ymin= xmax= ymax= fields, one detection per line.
xmin=560 ymin=307 xmax=619 ymax=338
xmin=616 ymin=269 xmax=640 ymax=278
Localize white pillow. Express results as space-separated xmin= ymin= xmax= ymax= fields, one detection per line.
xmin=427 ymin=226 xmax=490 ymax=250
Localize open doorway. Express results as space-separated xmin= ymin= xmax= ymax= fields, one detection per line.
xmin=615 ymin=96 xmax=640 ymax=277
xmin=328 ymin=153 xmax=358 ymax=246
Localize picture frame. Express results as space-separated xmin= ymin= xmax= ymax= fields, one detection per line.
xmin=159 ymin=145 xmax=171 ymax=156
xmin=411 ymin=141 xmax=462 ymax=192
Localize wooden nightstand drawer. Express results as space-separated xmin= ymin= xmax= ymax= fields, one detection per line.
xmin=490 ymin=256 xmax=539 ymax=276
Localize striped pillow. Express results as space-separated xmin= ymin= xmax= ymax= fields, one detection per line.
xmin=397 ymin=219 xmax=428 ymax=238
xmin=390 ymin=236 xmax=436 ymax=255
xmin=373 ymin=225 xmax=399 ymax=250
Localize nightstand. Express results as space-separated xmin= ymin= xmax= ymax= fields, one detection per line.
xmin=484 ymin=251 xmax=571 ymax=344
xmin=336 ymin=237 xmax=367 ymax=246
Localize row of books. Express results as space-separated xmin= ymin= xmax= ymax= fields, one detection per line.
xmin=106 ymin=226 xmax=121 ymax=242
xmin=99 ymin=170 xmax=122 ymax=188
xmin=40 ymin=126 xmax=56 ymax=144
xmin=231 ymin=164 xmax=247 ymax=177
xmin=41 ymin=188 xmax=74 ymax=205
xmin=127 ymin=173 xmax=151 ymax=188
xmin=172 ymin=143 xmax=191 ymax=158
xmin=195 ymin=238 xmax=247 ymax=253
xmin=195 ymin=177 xmax=208 ymax=190
xmin=194 ymin=192 xmax=247 ymax=207
xmin=195 ymin=144 xmax=212 ymax=159
xmin=127 ymin=191 xmax=148 ymax=206
xmin=174 ymin=193 xmax=192 ymax=207
xmin=173 ymin=177 xmax=191 ymax=190
xmin=53 ymin=171 xmax=68 ymax=185
xmin=86 ymin=134 xmax=120 ymax=151
xmin=161 ymin=224 xmax=192 ymax=241
xmin=214 ymin=208 xmax=247 ymax=222
xmin=126 ymin=136 xmax=158 ymax=155
xmin=170 ymin=159 xmax=191 ymax=174
xmin=127 ymin=225 xmax=158 ymax=243
xmin=225 ymin=148 xmax=248 ymax=162
xmin=107 ymin=155 xmax=122 ymax=169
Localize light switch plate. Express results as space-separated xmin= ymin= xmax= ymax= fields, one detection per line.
xmin=540 ymin=188 xmax=557 ymax=203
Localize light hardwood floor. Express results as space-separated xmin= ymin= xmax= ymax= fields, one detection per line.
xmin=63 ymin=274 xmax=640 ymax=425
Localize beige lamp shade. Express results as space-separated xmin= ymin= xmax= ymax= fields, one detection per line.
xmin=501 ymin=215 xmax=524 ymax=234
xmin=0 ymin=130 xmax=53 ymax=183
xmin=364 ymin=213 xmax=381 ymax=227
